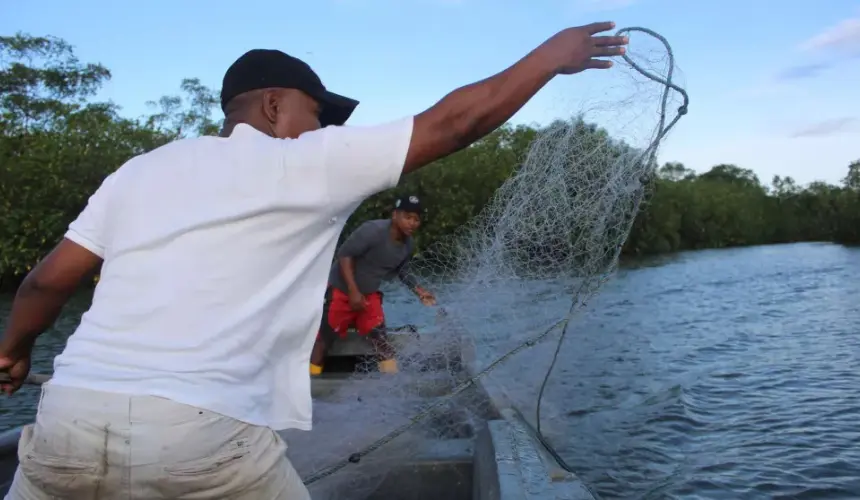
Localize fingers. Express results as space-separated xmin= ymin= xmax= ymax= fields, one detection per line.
xmin=585 ymin=59 xmax=614 ymax=70
xmin=585 ymin=21 xmax=615 ymax=34
xmin=1 ymin=380 xmax=19 ymax=396
xmin=592 ymin=46 xmax=626 ymax=57
xmin=592 ymin=35 xmax=629 ymax=47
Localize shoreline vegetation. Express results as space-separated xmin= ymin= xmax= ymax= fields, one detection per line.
xmin=2 ymin=33 xmax=859 ymax=292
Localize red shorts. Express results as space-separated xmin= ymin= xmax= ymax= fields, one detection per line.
xmin=318 ymin=287 xmax=385 ymax=341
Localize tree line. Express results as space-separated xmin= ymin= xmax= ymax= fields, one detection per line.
xmin=1 ymin=33 xmax=858 ymax=290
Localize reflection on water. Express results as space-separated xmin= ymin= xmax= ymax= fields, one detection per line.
xmin=2 ymin=242 xmax=860 ymax=499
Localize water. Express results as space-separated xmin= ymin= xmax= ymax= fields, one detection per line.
xmin=1 ymin=242 xmax=859 ymax=499
xmin=552 ymin=243 xmax=860 ymax=499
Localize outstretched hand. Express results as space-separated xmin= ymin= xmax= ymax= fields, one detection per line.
xmin=418 ymin=289 xmax=436 ymax=307
xmin=0 ymin=353 xmax=31 ymax=396
xmin=538 ymin=22 xmax=629 ymax=75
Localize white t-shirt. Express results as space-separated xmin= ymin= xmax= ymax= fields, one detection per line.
xmin=49 ymin=118 xmax=414 ymax=431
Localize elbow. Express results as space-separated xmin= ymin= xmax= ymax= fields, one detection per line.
xmin=409 ymin=111 xmax=477 ymax=171
xmin=439 ymin=104 xmax=480 ymax=145
xmin=454 ymin=74 xmax=509 ymax=138
xmin=430 ymin=84 xmax=502 ymax=150
xmin=407 ymin=80 xmax=499 ymax=173
xmin=19 ymin=272 xmax=58 ymax=298
xmin=447 ymin=116 xmax=482 ymax=152
xmin=338 ymin=256 xmax=354 ymax=268
xmin=19 ymin=267 xmax=77 ymax=299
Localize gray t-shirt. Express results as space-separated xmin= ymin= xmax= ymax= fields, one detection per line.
xmin=329 ymin=219 xmax=419 ymax=295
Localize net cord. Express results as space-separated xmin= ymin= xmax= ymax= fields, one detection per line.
xmin=533 ymin=25 xmax=689 ymax=480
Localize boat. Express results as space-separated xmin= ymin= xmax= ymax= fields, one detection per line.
xmin=0 ymin=326 xmax=597 ymax=499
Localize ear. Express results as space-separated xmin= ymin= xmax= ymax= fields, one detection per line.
xmin=261 ymin=89 xmax=280 ymax=123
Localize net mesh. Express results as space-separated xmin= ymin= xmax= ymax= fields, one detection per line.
xmin=284 ymin=27 xmax=689 ymax=500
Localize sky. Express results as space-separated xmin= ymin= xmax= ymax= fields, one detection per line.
xmin=3 ymin=0 xmax=859 ymax=186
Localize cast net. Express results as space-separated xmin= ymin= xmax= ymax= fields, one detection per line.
xmin=282 ymin=27 xmax=689 ymax=499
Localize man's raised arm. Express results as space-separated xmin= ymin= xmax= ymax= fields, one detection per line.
xmin=404 ymin=22 xmax=628 ymax=173
xmin=317 ymin=23 xmax=627 ymax=211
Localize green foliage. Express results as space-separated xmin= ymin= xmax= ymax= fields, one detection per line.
xmin=624 ymin=165 xmax=860 ymax=255
xmin=144 ymin=78 xmax=220 ymax=138
xmin=2 ymin=33 xmax=859 ymax=290
xmin=844 ymin=160 xmax=860 ymax=191
xmin=0 ymin=33 xmax=216 ymax=288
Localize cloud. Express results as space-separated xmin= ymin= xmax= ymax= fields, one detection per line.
xmin=790 ymin=117 xmax=856 ymax=138
xmin=773 ymin=17 xmax=860 ymax=83
xmin=800 ymin=17 xmax=860 ymax=53
xmin=775 ymin=61 xmax=833 ymax=81
xmin=776 ymin=51 xmax=860 ymax=81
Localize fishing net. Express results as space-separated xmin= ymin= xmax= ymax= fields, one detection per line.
xmin=283 ymin=27 xmax=689 ymax=499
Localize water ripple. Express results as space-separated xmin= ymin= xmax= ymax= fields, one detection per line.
xmin=545 ymin=243 xmax=860 ymax=499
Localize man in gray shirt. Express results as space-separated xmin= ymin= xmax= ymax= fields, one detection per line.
xmin=310 ymin=195 xmax=435 ymax=375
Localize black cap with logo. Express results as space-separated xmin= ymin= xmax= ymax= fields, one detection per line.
xmin=394 ymin=195 xmax=422 ymax=214
xmin=220 ymin=49 xmax=358 ymax=127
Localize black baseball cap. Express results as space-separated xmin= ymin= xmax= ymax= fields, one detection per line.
xmin=394 ymin=195 xmax=422 ymax=214
xmin=221 ymin=49 xmax=359 ymax=127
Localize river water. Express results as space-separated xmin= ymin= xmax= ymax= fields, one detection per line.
xmin=1 ymin=242 xmax=859 ymax=499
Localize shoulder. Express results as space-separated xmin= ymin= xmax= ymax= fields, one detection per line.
xmin=125 ymin=128 xmax=330 ymax=195
xmin=358 ymin=219 xmax=390 ymax=235
xmin=315 ymin=118 xmax=414 ymax=150
xmin=346 ymin=220 xmax=390 ymax=245
xmin=114 ymin=135 xmax=228 ymax=178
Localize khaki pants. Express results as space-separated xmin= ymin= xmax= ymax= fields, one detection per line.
xmin=6 ymin=384 xmax=310 ymax=499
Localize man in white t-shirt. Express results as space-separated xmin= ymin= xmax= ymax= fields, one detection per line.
xmin=0 ymin=22 xmax=628 ymax=499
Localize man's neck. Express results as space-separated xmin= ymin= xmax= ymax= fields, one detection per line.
xmin=388 ymin=221 xmax=406 ymax=242
xmin=219 ymin=120 xmax=238 ymax=138
xmin=220 ymin=116 xmax=272 ymax=138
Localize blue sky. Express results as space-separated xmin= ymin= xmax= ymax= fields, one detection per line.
xmin=3 ymin=0 xmax=859 ymax=186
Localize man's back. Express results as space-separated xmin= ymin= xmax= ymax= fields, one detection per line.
xmin=50 ymin=120 xmax=413 ymax=429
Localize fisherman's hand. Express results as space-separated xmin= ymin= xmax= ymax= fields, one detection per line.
xmin=538 ymin=22 xmax=628 ymax=75
xmin=348 ymin=290 xmax=367 ymax=311
xmin=0 ymin=351 xmax=31 ymax=396
xmin=417 ymin=289 xmax=436 ymax=307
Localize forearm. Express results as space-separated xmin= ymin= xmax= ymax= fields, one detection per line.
xmin=0 ymin=275 xmax=74 ymax=357
xmin=338 ymin=257 xmax=362 ymax=295
xmin=407 ymin=48 xmax=557 ymax=171
xmin=398 ymin=271 xmax=420 ymax=292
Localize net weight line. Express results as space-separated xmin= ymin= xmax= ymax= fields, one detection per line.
xmin=303 ymin=26 xmax=689 ymax=487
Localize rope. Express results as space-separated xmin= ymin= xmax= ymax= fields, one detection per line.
xmin=303 ymin=26 xmax=689 ymax=487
